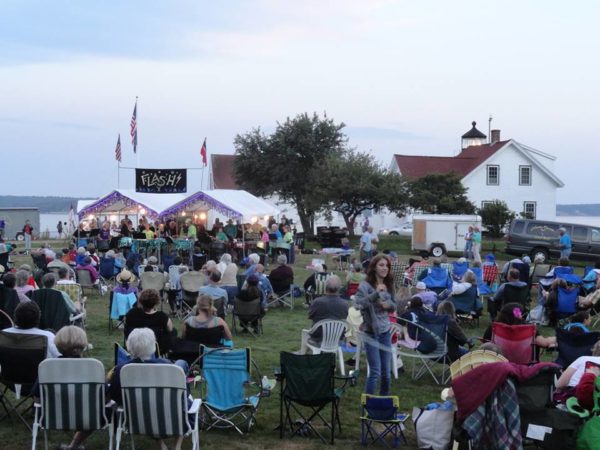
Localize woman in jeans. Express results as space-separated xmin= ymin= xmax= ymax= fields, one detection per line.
xmin=354 ymin=254 xmax=396 ymax=395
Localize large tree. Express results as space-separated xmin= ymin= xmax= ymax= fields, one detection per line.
xmin=478 ymin=200 xmax=516 ymax=238
xmin=407 ymin=172 xmax=476 ymax=214
xmin=307 ymin=149 xmax=407 ymax=235
xmin=233 ymin=112 xmax=347 ymax=236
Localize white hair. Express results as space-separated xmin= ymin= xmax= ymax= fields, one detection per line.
xmin=220 ymin=253 xmax=232 ymax=265
xmin=325 ymin=275 xmax=342 ymax=293
xmin=277 ymin=254 xmax=287 ymax=265
xmin=248 ymin=253 xmax=260 ymax=264
xmin=126 ymin=328 xmax=156 ymax=360
xmin=205 ymin=260 xmax=217 ymax=269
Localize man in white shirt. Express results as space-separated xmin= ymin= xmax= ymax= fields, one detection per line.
xmin=359 ymin=226 xmax=379 ymax=261
xmin=3 ymin=301 xmax=60 ymax=358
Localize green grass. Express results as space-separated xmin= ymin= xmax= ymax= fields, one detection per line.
xmin=0 ymin=238 xmax=591 ymax=449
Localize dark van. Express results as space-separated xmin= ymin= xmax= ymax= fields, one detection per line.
xmin=505 ymin=219 xmax=600 ymax=262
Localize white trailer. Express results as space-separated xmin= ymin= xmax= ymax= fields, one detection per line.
xmin=412 ymin=214 xmax=482 ymax=257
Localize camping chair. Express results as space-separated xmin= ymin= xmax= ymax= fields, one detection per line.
xmin=360 ymin=394 xmax=407 ymax=448
xmin=169 ymin=326 xmax=225 ymax=364
xmin=267 ymin=274 xmax=295 ymax=310
xmin=530 ymin=263 xmax=552 ymax=288
xmin=491 ymin=322 xmax=537 ymax=364
xmin=76 ymin=269 xmax=97 ymax=296
xmin=452 ymin=261 xmax=469 ymax=281
xmin=54 ymin=283 xmax=84 ymax=303
xmin=115 ymin=364 xmax=200 ymax=450
xmin=391 ymin=262 xmax=408 ymax=290
xmin=554 ymin=286 xmax=580 ymax=322
xmin=411 ymin=265 xmax=430 ymax=287
xmin=194 ymin=346 xmax=267 ymax=435
xmin=0 ymin=310 xmax=13 ymax=330
xmin=31 ymin=252 xmax=48 ymax=273
xmin=492 ymin=283 xmax=530 ymax=318
xmin=179 ymin=271 xmax=204 ymax=320
xmin=99 ymin=257 xmax=116 ymax=283
xmin=450 ymin=286 xmax=483 ymax=327
xmin=555 ymin=328 xmax=600 ymax=368
xmin=393 ymin=316 xmax=450 ymax=384
xmin=510 ymin=262 xmax=530 ymax=283
xmin=300 ymin=319 xmax=348 ymax=375
xmin=449 ymin=349 xmax=507 ymax=379
xmin=32 ymin=358 xmax=115 ymax=450
xmin=231 ymin=297 xmax=263 ymax=336
xmin=482 ymin=264 xmax=499 ymax=286
xmin=305 ymin=272 xmax=333 ymax=306
xmin=278 ymin=352 xmax=356 ymax=445
xmin=554 ymin=266 xmax=574 ymax=279
xmin=139 ymin=271 xmax=166 ymax=297
xmin=109 ymin=290 xmax=137 ymax=332
xmin=0 ymin=285 xmax=19 ymax=319
xmin=31 ymin=288 xmax=85 ymax=332
xmin=0 ymin=332 xmax=47 ymax=430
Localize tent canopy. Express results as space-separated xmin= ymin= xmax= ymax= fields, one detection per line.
xmin=77 ymin=189 xmax=185 ymax=219
xmin=160 ymin=189 xmax=279 ymax=220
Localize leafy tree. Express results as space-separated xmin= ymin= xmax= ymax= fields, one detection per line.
xmin=478 ymin=200 xmax=516 ymax=238
xmin=406 ymin=173 xmax=476 ymax=214
xmin=233 ymin=113 xmax=346 ymax=236
xmin=307 ymin=150 xmax=407 ymax=235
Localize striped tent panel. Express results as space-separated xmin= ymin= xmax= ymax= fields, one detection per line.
xmin=41 ymin=382 xmax=105 ymax=431
xmin=123 ymin=387 xmax=186 ymax=438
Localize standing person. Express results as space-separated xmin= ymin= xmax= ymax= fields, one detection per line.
xmin=354 ymin=254 xmax=396 ymax=395
xmin=23 ymin=220 xmax=34 ymax=254
xmin=359 ymin=226 xmax=378 ymax=262
xmin=463 ymin=226 xmax=473 ymax=259
xmin=56 ymin=221 xmax=63 ymax=239
xmin=558 ymin=227 xmax=572 ymax=260
xmin=471 ymin=226 xmax=482 ymax=263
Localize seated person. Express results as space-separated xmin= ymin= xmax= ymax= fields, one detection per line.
xmin=56 ymin=267 xmax=76 ymax=285
xmin=578 ymin=279 xmax=600 ymax=308
xmin=346 ymin=262 xmax=366 ymax=284
xmin=268 ymin=254 xmax=294 ymax=294
xmin=183 ymin=294 xmax=233 ymax=341
xmin=42 ymin=272 xmax=82 ymax=314
xmin=76 ymin=256 xmax=100 ymax=284
xmin=15 ymin=269 xmax=35 ymax=301
xmin=114 ymin=269 xmax=139 ymax=297
xmin=125 ymin=289 xmax=175 ymax=352
xmin=545 ymin=277 xmax=583 ymax=326
xmin=556 ymin=340 xmax=600 ymax=403
xmin=255 ymin=264 xmax=274 ymax=299
xmin=303 ymin=264 xmax=329 ymax=295
xmin=562 ymin=310 xmax=592 ymax=333
xmin=236 ymin=275 xmax=266 ymax=331
xmin=413 ymin=281 xmax=438 ymax=311
xmin=582 ymin=260 xmax=600 ymax=293
xmin=215 ymin=227 xmax=228 ymax=243
xmin=419 ymin=258 xmax=452 ymax=293
xmin=300 ymin=275 xmax=349 ymax=354
xmin=489 ymin=268 xmax=528 ymax=318
xmin=145 ymin=255 xmax=163 ymax=273
xmin=3 ymin=301 xmax=60 ymax=358
xmin=47 ymin=255 xmax=72 ymax=274
xmin=243 ymin=253 xmax=261 ymax=278
xmin=436 ymin=300 xmax=472 ymax=362
xmin=198 ymin=271 xmax=228 ymax=304
xmin=87 ymin=244 xmax=100 ymax=267
xmin=482 ymin=302 xmax=556 ymax=349
xmin=218 ymin=253 xmax=238 ymax=306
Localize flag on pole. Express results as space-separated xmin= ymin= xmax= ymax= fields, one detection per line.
xmin=130 ymin=102 xmax=138 ymax=153
xmin=200 ymin=138 xmax=207 ymax=166
xmin=115 ymin=134 xmax=122 ymax=162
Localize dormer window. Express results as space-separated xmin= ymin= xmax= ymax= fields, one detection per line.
xmin=487 ymin=165 xmax=499 ymax=185
xmin=520 ymin=165 xmax=532 ymax=186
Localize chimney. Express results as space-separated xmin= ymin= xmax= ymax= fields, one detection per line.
xmin=491 ymin=129 xmax=501 ymax=144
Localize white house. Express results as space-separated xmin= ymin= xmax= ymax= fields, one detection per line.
xmin=390 ymin=122 xmax=564 ymax=220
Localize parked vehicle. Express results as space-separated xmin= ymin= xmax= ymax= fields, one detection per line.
xmin=412 ymin=214 xmax=481 ymax=257
xmin=380 ymin=223 xmax=413 ymax=237
xmin=505 ymin=218 xmax=600 ymax=262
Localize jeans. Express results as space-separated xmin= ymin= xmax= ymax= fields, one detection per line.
xmin=223 ymin=285 xmax=239 ymax=306
xmin=24 ymin=233 xmax=31 ymax=251
xmin=561 ymin=248 xmax=572 ymax=260
xmin=364 ymin=330 xmax=392 ymax=395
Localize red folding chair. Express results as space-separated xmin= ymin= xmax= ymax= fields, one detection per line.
xmin=491 ymin=322 xmax=537 ymax=364
xmin=482 ymin=265 xmax=499 ymax=285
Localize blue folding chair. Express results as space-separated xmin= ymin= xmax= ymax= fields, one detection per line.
xmin=99 ymin=257 xmax=116 ymax=281
xmin=554 ymin=266 xmax=574 ymax=279
xmin=422 ymin=266 xmax=452 ymax=295
xmin=360 ymin=394 xmax=407 ymax=448
xmin=555 ymin=286 xmax=580 ymax=321
xmin=555 ymin=328 xmax=600 ymax=368
xmin=451 ymin=261 xmax=469 ymax=281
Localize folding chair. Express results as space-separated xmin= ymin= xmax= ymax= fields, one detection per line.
xmin=76 ymin=269 xmax=97 ymax=296
xmin=31 ymin=288 xmax=85 ymax=332
xmin=393 ymin=316 xmax=450 ymax=384
xmin=449 ymin=349 xmax=507 ymax=379
xmin=421 ymin=266 xmax=452 ymax=295
xmin=411 ymin=265 xmax=430 ymax=287
xmin=554 ymin=266 xmax=574 ymax=279
xmin=99 ymin=257 xmax=116 ymax=283
xmin=169 ymin=326 xmax=225 ymax=364
xmin=115 ymin=364 xmax=200 ymax=450
xmin=491 ymin=322 xmax=537 ymax=364
xmin=0 ymin=332 xmax=47 ymax=430
xmin=32 ymin=253 xmax=48 ymax=273
xmin=510 ymin=262 xmax=530 ymax=283
xmin=0 ymin=310 xmax=13 ymax=330
xmin=554 ymin=286 xmax=580 ymax=321
xmin=267 ymin=277 xmax=295 ymax=310
xmin=179 ymin=271 xmax=204 ymax=320
xmin=32 ymin=358 xmax=115 ymax=450
xmin=482 ymin=264 xmax=499 ymax=286
xmin=360 ymin=394 xmax=407 ymax=448
xmin=554 ymin=328 xmax=600 ymax=368
xmin=494 ymin=283 xmax=530 ymax=314
xmin=55 ymin=283 xmax=84 ymax=303
xmin=109 ymin=290 xmax=137 ymax=332
xmin=231 ymin=297 xmax=263 ymax=336
xmin=530 ymin=263 xmax=552 ymax=288
xmin=451 ymin=261 xmax=469 ymax=281
xmin=300 ymin=319 xmax=347 ymax=375
xmin=0 ymin=285 xmax=19 ymax=319
xmin=305 ymin=272 xmax=333 ymax=306
xmin=450 ymin=286 xmax=483 ymax=327
xmin=278 ymin=352 xmax=356 ymax=445
xmin=391 ymin=262 xmax=408 ymax=290
xmin=194 ymin=346 xmax=266 ymax=435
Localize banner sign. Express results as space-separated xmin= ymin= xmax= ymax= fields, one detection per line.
xmin=135 ymin=169 xmax=187 ymax=193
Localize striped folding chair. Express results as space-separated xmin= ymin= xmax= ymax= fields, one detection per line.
xmin=391 ymin=262 xmax=408 ymax=290
xmin=115 ymin=364 xmax=200 ymax=450
xmin=32 ymin=358 xmax=115 ymax=450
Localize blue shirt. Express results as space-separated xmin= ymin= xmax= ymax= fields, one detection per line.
xmin=199 ymin=284 xmax=228 ymax=301
xmin=560 ymin=234 xmax=572 ymax=249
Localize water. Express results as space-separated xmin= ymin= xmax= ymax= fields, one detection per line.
xmin=40 ymin=213 xmax=70 ymax=239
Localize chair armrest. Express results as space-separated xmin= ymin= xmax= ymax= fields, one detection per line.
xmin=70 ymin=312 xmax=86 ymax=322
xmin=187 ymin=398 xmax=201 ymax=414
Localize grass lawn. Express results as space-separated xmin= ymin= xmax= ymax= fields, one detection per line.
xmin=0 ymin=237 xmax=589 ymax=449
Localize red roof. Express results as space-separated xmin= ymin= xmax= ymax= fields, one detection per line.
xmin=211 ymin=154 xmax=238 ymax=189
xmin=393 ymin=141 xmax=508 ymax=178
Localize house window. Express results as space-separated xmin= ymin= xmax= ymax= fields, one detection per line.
xmin=481 ymin=201 xmax=494 ymax=209
xmin=487 ymin=165 xmax=499 ymax=185
xmin=519 ymin=165 xmax=532 ymax=186
xmin=523 ymin=201 xmax=536 ymax=219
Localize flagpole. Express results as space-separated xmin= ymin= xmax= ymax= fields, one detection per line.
xmin=117 ymin=161 xmax=121 ymax=189
xmin=136 ymin=96 xmax=140 ymax=169
xmin=200 ymin=137 xmax=206 ymax=190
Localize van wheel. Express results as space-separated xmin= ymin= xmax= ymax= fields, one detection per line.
xmin=531 ymin=247 xmax=548 ymax=263
xmin=430 ymin=245 xmax=445 ymax=257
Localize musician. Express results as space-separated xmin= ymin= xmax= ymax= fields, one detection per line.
xmin=224 ymin=219 xmax=237 ymax=240
xmin=166 ymin=220 xmax=178 ymax=237
xmin=120 ymin=219 xmax=130 ymax=237
xmin=186 ymin=218 xmax=197 ymax=240
xmin=142 ymin=223 xmax=155 ymax=240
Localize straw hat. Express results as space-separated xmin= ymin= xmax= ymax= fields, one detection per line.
xmin=116 ymin=269 xmax=136 ymax=283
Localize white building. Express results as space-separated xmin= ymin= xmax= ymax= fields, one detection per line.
xmin=390 ymin=122 xmax=564 ymax=220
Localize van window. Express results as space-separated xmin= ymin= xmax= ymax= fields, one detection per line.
xmin=511 ymin=221 xmax=525 ymax=234
xmin=573 ymin=226 xmax=588 ymax=242
xmin=592 ymin=229 xmax=600 ymax=242
xmin=526 ymin=222 xmax=559 ymax=238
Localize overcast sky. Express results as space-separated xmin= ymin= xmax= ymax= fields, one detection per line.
xmin=1 ymin=0 xmax=598 ymax=204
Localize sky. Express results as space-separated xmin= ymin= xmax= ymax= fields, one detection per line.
xmin=1 ymin=0 xmax=598 ymax=204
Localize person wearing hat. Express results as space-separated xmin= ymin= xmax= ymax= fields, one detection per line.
xmin=414 ymin=281 xmax=439 ymax=310
xmin=558 ymin=227 xmax=572 ymax=260
xmin=145 ymin=255 xmax=163 ymax=273
xmin=114 ymin=269 xmax=138 ymax=297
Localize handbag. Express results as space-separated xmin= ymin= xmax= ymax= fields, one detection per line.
xmin=412 ymin=404 xmax=454 ymax=450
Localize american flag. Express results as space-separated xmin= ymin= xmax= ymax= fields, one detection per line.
xmin=115 ymin=134 xmax=122 ymax=162
xmin=130 ymin=101 xmax=137 ymax=153
xmin=200 ymin=138 xmax=207 ymax=166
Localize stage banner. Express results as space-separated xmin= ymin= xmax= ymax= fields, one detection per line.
xmin=135 ymin=169 xmax=187 ymax=193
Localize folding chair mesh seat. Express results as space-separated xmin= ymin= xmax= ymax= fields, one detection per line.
xmin=115 ymin=364 xmax=200 ymax=450
xmin=32 ymin=358 xmax=115 ymax=450
xmin=491 ymin=322 xmax=537 ymax=364
xmin=231 ymin=297 xmax=263 ymax=336
xmin=179 ymin=271 xmax=204 ymax=320
xmin=197 ymin=346 xmax=263 ymax=435
xmin=31 ymin=288 xmax=85 ymax=332
xmin=109 ymin=290 xmax=137 ymax=332
xmin=449 ymin=349 xmax=508 ymax=379
xmin=411 ymin=265 xmax=430 ymax=286
xmin=555 ymin=328 xmax=600 ymax=368
xmin=0 ymin=331 xmax=47 ymax=430
xmin=482 ymin=264 xmax=499 ymax=285
xmin=450 ymin=286 xmax=483 ymax=327
xmin=279 ymin=352 xmax=345 ymax=445
xmin=55 ymin=283 xmax=84 ymax=303
xmin=360 ymin=394 xmax=407 ymax=448
xmin=139 ymin=271 xmax=166 ymax=293
xmin=391 ymin=262 xmax=408 ymax=290
xmin=76 ymin=269 xmax=96 ymax=295
xmin=267 ymin=275 xmax=295 ymax=310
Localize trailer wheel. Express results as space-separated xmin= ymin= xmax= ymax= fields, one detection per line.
xmin=430 ymin=245 xmax=445 ymax=257
xmin=15 ymin=232 xmax=24 ymax=241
